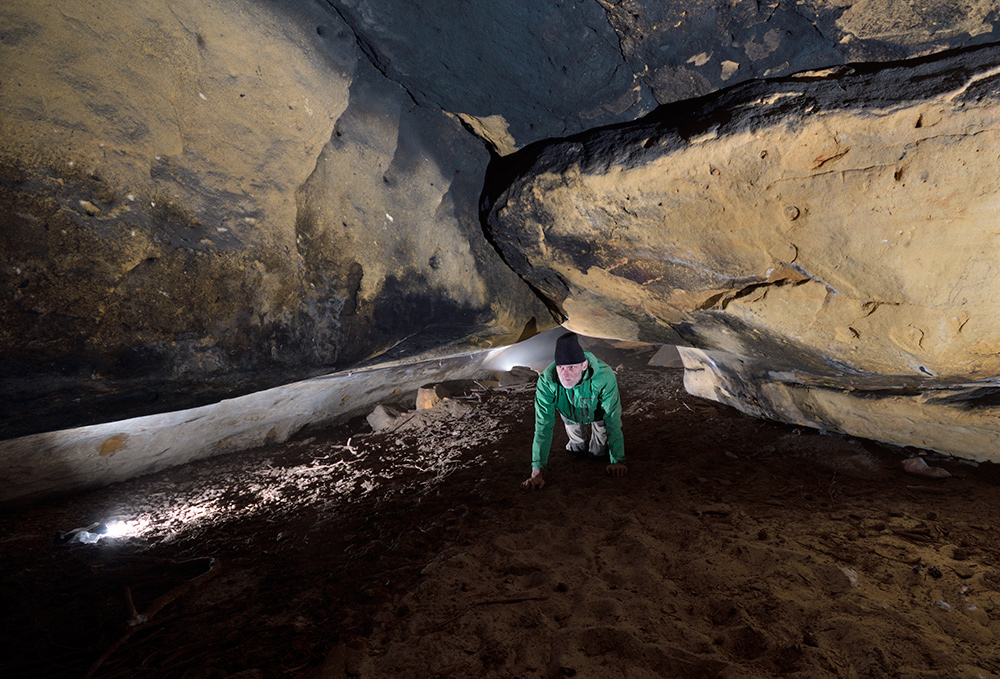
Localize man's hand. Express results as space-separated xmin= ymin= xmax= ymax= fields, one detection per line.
xmin=521 ymin=468 xmax=545 ymax=491
xmin=606 ymin=463 xmax=628 ymax=478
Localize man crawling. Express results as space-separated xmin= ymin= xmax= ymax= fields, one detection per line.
xmin=521 ymin=332 xmax=628 ymax=490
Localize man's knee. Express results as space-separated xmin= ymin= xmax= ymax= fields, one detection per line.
xmin=589 ymin=440 xmax=609 ymax=456
xmin=588 ymin=420 xmax=608 ymax=455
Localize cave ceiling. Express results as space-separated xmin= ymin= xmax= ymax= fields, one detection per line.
xmin=1 ymin=0 xmax=998 ymax=450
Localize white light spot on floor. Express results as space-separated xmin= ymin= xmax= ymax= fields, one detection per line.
xmin=103 ymin=518 xmax=150 ymax=538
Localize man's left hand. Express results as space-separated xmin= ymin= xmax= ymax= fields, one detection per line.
xmin=606 ymin=463 xmax=628 ymax=478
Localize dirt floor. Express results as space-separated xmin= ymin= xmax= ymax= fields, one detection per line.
xmin=4 ymin=343 xmax=1000 ymax=679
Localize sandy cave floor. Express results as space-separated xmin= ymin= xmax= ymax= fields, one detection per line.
xmin=4 ymin=345 xmax=1000 ymax=679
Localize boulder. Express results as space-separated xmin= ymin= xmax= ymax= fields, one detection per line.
xmin=600 ymin=0 xmax=999 ymax=105
xmin=484 ymin=45 xmax=1000 ymax=459
xmin=330 ymin=0 xmax=999 ymax=150
xmin=328 ymin=0 xmax=657 ymax=150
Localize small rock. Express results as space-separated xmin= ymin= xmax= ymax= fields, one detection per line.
xmin=416 ymin=383 xmax=450 ymax=410
xmin=902 ymin=456 xmax=952 ymax=479
xmin=430 ymin=398 xmax=471 ymax=418
xmin=693 ymin=503 xmax=732 ymax=516
xmin=954 ymin=564 xmax=976 ymax=579
xmin=497 ymin=366 xmax=537 ymax=387
xmin=366 ymin=404 xmax=405 ymax=432
xmin=344 ymin=648 xmax=362 ymax=677
xmin=79 ymin=200 xmax=100 ymax=216
xmin=784 ymin=205 xmax=800 ymax=221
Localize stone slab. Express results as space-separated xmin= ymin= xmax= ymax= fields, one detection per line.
xmin=0 ymin=348 xmax=506 ymax=504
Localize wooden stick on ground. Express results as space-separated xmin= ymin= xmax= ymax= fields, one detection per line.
xmin=84 ymin=557 xmax=222 ymax=679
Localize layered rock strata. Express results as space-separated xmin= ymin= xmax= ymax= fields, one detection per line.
xmin=330 ymin=0 xmax=1000 ymax=151
xmin=0 ymin=0 xmax=549 ymax=438
xmin=2 ymin=0 xmax=999 ymax=452
xmin=484 ymin=45 xmax=1000 ymax=458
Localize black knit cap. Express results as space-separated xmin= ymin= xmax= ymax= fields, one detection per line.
xmin=554 ymin=332 xmax=585 ymax=365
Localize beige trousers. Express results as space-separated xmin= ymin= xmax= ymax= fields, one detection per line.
xmin=560 ymin=414 xmax=608 ymax=456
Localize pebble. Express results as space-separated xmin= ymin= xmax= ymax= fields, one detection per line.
xmin=902 ymin=456 xmax=952 ymax=478
xmin=954 ymin=564 xmax=976 ymax=579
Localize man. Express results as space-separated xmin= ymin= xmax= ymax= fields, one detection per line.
xmin=521 ymin=332 xmax=627 ymax=490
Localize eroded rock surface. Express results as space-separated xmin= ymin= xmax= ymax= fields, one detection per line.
xmin=600 ymin=0 xmax=1000 ymax=103
xmin=484 ymin=45 xmax=1000 ymax=457
xmin=329 ymin=0 xmax=1000 ymax=150
xmin=2 ymin=0 xmax=999 ymax=455
xmin=0 ymin=0 xmax=548 ymax=438
xmin=326 ymin=0 xmax=657 ymax=150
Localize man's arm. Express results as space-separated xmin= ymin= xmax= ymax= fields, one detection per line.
xmin=531 ymin=375 xmax=557 ymax=470
xmin=523 ymin=375 xmax=557 ymax=490
xmin=599 ymin=371 xmax=626 ymax=466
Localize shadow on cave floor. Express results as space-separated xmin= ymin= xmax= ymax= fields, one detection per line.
xmin=3 ymin=344 xmax=1000 ymax=679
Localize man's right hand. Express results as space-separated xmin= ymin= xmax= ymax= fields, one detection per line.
xmin=521 ymin=468 xmax=545 ymax=491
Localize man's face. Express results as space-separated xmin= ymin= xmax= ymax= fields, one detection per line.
xmin=556 ymin=360 xmax=588 ymax=388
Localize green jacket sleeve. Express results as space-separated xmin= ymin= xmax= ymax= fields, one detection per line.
xmin=531 ymin=373 xmax=557 ymax=469
xmin=598 ymin=366 xmax=626 ymax=464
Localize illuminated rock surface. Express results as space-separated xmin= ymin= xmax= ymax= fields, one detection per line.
xmin=0 ymin=0 xmax=549 ymax=437
xmin=1 ymin=0 xmax=999 ymax=455
xmin=484 ymin=46 xmax=1000 ymax=458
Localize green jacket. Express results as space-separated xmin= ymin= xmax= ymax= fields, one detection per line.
xmin=531 ymin=351 xmax=625 ymax=468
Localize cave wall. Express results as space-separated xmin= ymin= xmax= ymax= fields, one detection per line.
xmin=483 ymin=45 xmax=1000 ymax=459
xmin=330 ymin=0 xmax=999 ymax=149
xmin=0 ymin=0 xmax=550 ymax=439
xmin=2 ymin=0 xmax=999 ymax=454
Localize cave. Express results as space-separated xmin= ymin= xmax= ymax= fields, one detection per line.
xmin=3 ymin=1 xmax=1000 ymax=677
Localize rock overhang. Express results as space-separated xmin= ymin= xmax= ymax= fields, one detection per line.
xmin=2 ymin=0 xmax=1000 ymax=458
xmin=483 ymin=44 xmax=1000 ymax=457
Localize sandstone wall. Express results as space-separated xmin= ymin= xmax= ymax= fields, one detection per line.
xmin=330 ymin=0 xmax=999 ymax=150
xmin=0 ymin=0 xmax=549 ymax=438
xmin=484 ymin=46 xmax=1000 ymax=458
xmin=2 ymin=0 xmax=998 ymax=454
